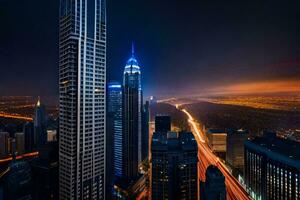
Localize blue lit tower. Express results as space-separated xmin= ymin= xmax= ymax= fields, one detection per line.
xmin=59 ymin=0 xmax=107 ymax=199
xmin=106 ymin=82 xmax=122 ymax=199
xmin=107 ymin=82 xmax=123 ymax=178
xmin=122 ymin=44 xmax=142 ymax=180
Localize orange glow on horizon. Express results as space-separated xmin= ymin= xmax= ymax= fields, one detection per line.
xmin=214 ymin=80 xmax=300 ymax=94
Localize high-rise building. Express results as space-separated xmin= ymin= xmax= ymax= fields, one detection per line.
xmin=0 ymin=132 xmax=9 ymax=158
xmin=59 ymin=0 xmax=106 ymax=199
xmin=23 ymin=122 xmax=34 ymax=152
xmin=226 ymin=129 xmax=249 ymax=175
xmin=122 ymin=44 xmax=142 ymax=180
xmin=34 ymin=98 xmax=47 ymax=149
xmin=155 ymin=115 xmax=171 ymax=132
xmin=106 ymin=82 xmax=122 ymax=199
xmin=141 ymin=101 xmax=149 ymax=162
xmin=151 ymin=131 xmax=198 ymax=200
xmin=107 ymin=82 xmax=123 ymax=178
xmin=200 ymin=165 xmax=226 ymax=200
xmin=15 ymin=132 xmax=25 ymax=155
xmin=244 ymin=132 xmax=300 ymax=200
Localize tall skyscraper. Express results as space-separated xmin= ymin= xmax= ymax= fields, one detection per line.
xmin=106 ymin=82 xmax=122 ymax=199
xmin=59 ymin=0 xmax=106 ymax=199
xmin=244 ymin=132 xmax=300 ymax=200
xmin=107 ymin=82 xmax=123 ymax=178
xmin=122 ymin=44 xmax=142 ymax=180
xmin=34 ymin=98 xmax=47 ymax=149
xmin=155 ymin=115 xmax=171 ymax=132
xmin=200 ymin=165 xmax=226 ymax=200
xmin=151 ymin=131 xmax=198 ymax=200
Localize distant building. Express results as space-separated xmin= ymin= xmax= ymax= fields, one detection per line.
xmin=3 ymin=160 xmax=33 ymax=200
xmin=151 ymin=131 xmax=198 ymax=200
xmin=34 ymin=98 xmax=47 ymax=149
xmin=23 ymin=122 xmax=34 ymax=152
xmin=226 ymin=129 xmax=249 ymax=175
xmin=47 ymin=129 xmax=57 ymax=142
xmin=206 ymin=129 xmax=227 ymax=160
xmin=200 ymin=165 xmax=226 ymax=200
xmin=155 ymin=115 xmax=171 ymax=132
xmin=0 ymin=132 xmax=9 ymax=158
xmin=141 ymin=101 xmax=150 ymax=161
xmin=15 ymin=132 xmax=25 ymax=155
xmin=244 ymin=132 xmax=300 ymax=200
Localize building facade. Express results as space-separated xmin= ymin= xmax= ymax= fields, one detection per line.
xmin=206 ymin=129 xmax=227 ymax=160
xmin=59 ymin=0 xmax=106 ymax=199
xmin=34 ymin=99 xmax=47 ymax=149
xmin=200 ymin=165 xmax=226 ymax=200
xmin=226 ymin=129 xmax=249 ymax=175
xmin=155 ymin=115 xmax=171 ymax=133
xmin=106 ymin=82 xmax=122 ymax=199
xmin=151 ymin=131 xmax=198 ymax=200
xmin=122 ymin=45 xmax=142 ymax=181
xmin=24 ymin=122 xmax=34 ymax=152
xmin=244 ymin=133 xmax=300 ymax=200
xmin=0 ymin=132 xmax=9 ymax=158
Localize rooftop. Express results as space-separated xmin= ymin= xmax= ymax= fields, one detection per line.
xmin=245 ymin=134 xmax=300 ymax=168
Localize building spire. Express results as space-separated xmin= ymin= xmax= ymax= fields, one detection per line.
xmin=37 ymin=96 xmax=41 ymax=107
xmin=131 ymin=42 xmax=135 ymax=57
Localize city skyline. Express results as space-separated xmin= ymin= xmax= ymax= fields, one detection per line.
xmin=1 ymin=0 xmax=300 ymax=98
xmin=0 ymin=1 xmax=300 ymax=200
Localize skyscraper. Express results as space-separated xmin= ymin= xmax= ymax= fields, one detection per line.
xmin=200 ymin=165 xmax=226 ymax=200
xmin=122 ymin=44 xmax=142 ymax=180
xmin=106 ymin=82 xmax=122 ymax=199
xmin=34 ymin=98 xmax=47 ymax=149
xmin=244 ymin=133 xmax=300 ymax=200
xmin=107 ymin=82 xmax=123 ymax=178
xmin=59 ymin=0 xmax=106 ymax=199
xmin=155 ymin=115 xmax=171 ymax=132
xmin=151 ymin=131 xmax=198 ymax=200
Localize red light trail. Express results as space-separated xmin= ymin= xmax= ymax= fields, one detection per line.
xmin=0 ymin=151 xmax=39 ymax=164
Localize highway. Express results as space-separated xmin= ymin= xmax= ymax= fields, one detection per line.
xmin=180 ymin=107 xmax=251 ymax=200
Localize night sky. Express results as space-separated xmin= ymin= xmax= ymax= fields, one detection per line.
xmin=1 ymin=0 xmax=300 ymax=99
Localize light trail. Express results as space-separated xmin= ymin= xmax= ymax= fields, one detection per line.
xmin=179 ymin=107 xmax=251 ymax=200
xmin=0 ymin=151 xmax=39 ymax=164
xmin=0 ymin=112 xmax=33 ymax=121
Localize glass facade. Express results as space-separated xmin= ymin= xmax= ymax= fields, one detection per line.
xmin=59 ymin=0 xmax=106 ymax=199
xmin=244 ymin=136 xmax=300 ymax=200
